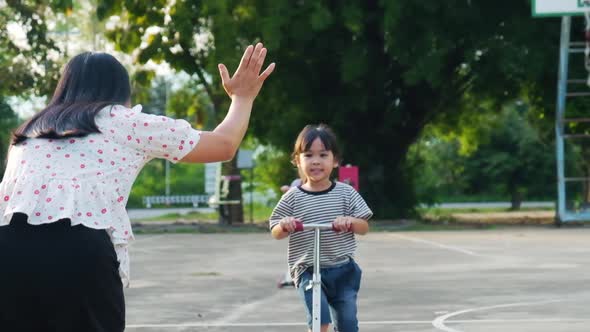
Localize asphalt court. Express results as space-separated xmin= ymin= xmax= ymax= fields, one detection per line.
xmin=124 ymin=227 xmax=590 ymax=331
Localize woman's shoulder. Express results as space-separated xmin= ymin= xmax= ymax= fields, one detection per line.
xmin=97 ymin=104 xmax=143 ymax=119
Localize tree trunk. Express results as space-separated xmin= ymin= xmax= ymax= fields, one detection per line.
xmin=509 ymin=182 xmax=522 ymax=211
xmin=217 ymin=157 xmax=244 ymax=225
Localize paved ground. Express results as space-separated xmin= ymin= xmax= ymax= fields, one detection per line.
xmin=123 ymin=227 xmax=590 ymax=332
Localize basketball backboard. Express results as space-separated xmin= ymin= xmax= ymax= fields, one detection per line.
xmin=533 ymin=0 xmax=590 ymax=17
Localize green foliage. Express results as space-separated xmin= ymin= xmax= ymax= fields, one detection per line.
xmin=411 ymin=102 xmax=555 ymax=207
xmin=97 ymin=0 xmax=560 ymax=217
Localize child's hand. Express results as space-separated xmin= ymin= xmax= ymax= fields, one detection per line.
xmin=279 ymin=217 xmax=301 ymax=233
xmin=218 ymin=43 xmax=275 ymax=100
xmin=333 ymin=216 xmax=354 ymax=232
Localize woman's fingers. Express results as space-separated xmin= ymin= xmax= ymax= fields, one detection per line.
xmin=259 ymin=63 xmax=276 ymax=81
xmin=236 ymin=44 xmax=254 ymax=74
xmin=218 ymin=64 xmax=230 ymax=84
xmin=249 ymin=43 xmax=264 ymax=71
xmin=253 ymin=47 xmax=267 ymax=75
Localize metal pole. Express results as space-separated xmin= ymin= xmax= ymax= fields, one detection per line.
xmin=249 ymin=167 xmax=253 ymax=223
xmin=165 ymin=78 xmax=171 ymax=205
xmin=556 ymin=16 xmax=571 ymax=222
xmin=312 ymin=228 xmax=321 ymax=332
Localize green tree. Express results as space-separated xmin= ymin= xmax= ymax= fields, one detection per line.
xmin=96 ymin=0 xmax=560 ymax=217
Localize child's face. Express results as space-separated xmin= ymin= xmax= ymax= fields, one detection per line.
xmin=296 ymin=137 xmax=338 ymax=186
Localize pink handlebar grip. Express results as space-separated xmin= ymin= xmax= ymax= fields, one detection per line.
xmin=294 ymin=221 xmax=305 ymax=232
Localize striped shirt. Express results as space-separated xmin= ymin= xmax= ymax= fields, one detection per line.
xmin=269 ymin=181 xmax=372 ymax=286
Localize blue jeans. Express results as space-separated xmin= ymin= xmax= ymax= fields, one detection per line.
xmin=296 ymin=259 xmax=362 ymax=332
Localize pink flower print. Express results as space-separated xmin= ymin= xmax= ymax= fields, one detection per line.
xmin=34 ymin=190 xmax=40 ymax=195
xmin=80 ymin=164 xmax=85 ymax=169
xmin=104 ymin=139 xmax=110 ymax=143
xmin=75 ymin=185 xmax=80 ymax=189
xmin=56 ymin=147 xmax=61 ymax=150
xmin=3 ymin=195 xmax=9 ymax=201
xmin=99 ymin=159 xmax=104 ymax=163
xmin=164 ymin=154 xmax=170 ymax=158
xmin=144 ymin=122 xmax=149 ymax=127
xmin=57 ymin=185 xmax=63 ymax=189
xmin=136 ymin=138 xmax=141 ymax=144
xmin=48 ymin=216 xmax=53 ymax=220
xmin=77 ymin=212 xmax=82 ymax=217
xmin=189 ymin=141 xmax=194 ymax=145
xmin=98 ymin=149 xmax=103 ymax=154
xmin=20 ymin=160 xmax=26 ymax=164
xmin=90 ymin=139 xmax=95 ymax=143
xmin=86 ymin=212 xmax=92 ymax=217
xmin=72 ymin=177 xmax=77 ymax=181
xmin=127 ymin=135 xmax=132 ymax=141
xmin=122 ymin=157 xmax=126 ymax=161
xmin=181 ymin=140 xmax=185 ymax=144
xmin=45 ymin=165 xmax=51 ymax=169
xmin=111 ymin=161 xmax=115 ymax=166
xmin=148 ymin=136 xmax=153 ymax=141
xmin=173 ymin=157 xmax=179 ymax=161
xmin=118 ymin=168 xmax=123 ymax=172
xmin=35 ymin=212 xmax=41 ymax=217
xmin=65 ymin=154 xmax=70 ymax=158
xmin=110 ymin=129 xmax=115 ymax=134
xmin=60 ymin=207 xmax=65 ymax=211
xmin=117 ymin=196 xmax=124 ymax=202
xmin=124 ymin=231 xmax=129 ymax=235
xmin=80 ymin=153 xmax=85 ymax=157
xmin=170 ymin=128 xmax=176 ymax=132
xmin=17 ymin=191 xmax=22 ymax=195
xmin=51 ymin=173 xmax=56 ymax=177
xmin=132 ymin=123 xmax=137 ymax=127
xmin=101 ymin=208 xmax=107 ymax=214
xmin=162 ymin=144 xmax=168 ymax=148
xmin=46 ymin=154 xmax=51 ymax=158
xmin=110 ymin=113 xmax=116 ymax=117
xmin=113 ymin=148 xmax=118 ymax=152
xmin=178 ymin=145 xmax=184 ymax=150
xmin=35 ymin=145 xmax=40 ymax=149
xmin=46 ymin=198 xmax=52 ymax=203
xmin=69 ymin=139 xmax=76 ymax=144
xmin=41 ymin=185 xmax=47 ymax=189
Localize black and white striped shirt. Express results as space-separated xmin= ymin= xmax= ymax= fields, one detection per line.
xmin=269 ymin=181 xmax=373 ymax=286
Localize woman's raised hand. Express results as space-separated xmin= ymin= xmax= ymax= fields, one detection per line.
xmin=218 ymin=43 xmax=275 ymax=100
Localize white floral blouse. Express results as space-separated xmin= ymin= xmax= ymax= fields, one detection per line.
xmin=0 ymin=104 xmax=201 ymax=287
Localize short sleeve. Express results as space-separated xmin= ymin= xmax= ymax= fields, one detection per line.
xmin=269 ymin=190 xmax=295 ymax=230
xmin=347 ymin=187 xmax=373 ymax=220
xmin=103 ymin=105 xmax=201 ymax=163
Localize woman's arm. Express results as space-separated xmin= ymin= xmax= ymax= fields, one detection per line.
xmin=181 ymin=43 xmax=275 ymax=163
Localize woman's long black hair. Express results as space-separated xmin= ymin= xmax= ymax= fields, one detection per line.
xmin=12 ymin=52 xmax=131 ymax=144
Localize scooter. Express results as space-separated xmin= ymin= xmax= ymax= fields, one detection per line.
xmin=292 ymin=221 xmax=350 ymax=332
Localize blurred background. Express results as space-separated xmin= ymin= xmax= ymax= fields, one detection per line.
xmin=0 ymin=0 xmax=584 ymax=225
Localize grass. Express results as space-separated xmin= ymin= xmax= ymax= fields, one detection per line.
xmin=135 ymin=203 xmax=275 ymax=223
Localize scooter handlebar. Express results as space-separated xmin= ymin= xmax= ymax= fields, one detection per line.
xmin=293 ymin=221 xmax=351 ymax=233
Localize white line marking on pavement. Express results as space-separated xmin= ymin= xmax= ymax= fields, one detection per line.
xmin=432 ymin=299 xmax=564 ymax=332
xmin=126 ymin=316 xmax=588 ymax=329
xmin=390 ymin=234 xmax=483 ymax=257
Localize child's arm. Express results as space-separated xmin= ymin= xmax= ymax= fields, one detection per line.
xmin=333 ymin=216 xmax=370 ymax=235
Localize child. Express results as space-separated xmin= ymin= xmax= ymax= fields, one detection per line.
xmin=269 ymin=124 xmax=372 ymax=332
xmin=0 ymin=44 xmax=274 ymax=332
